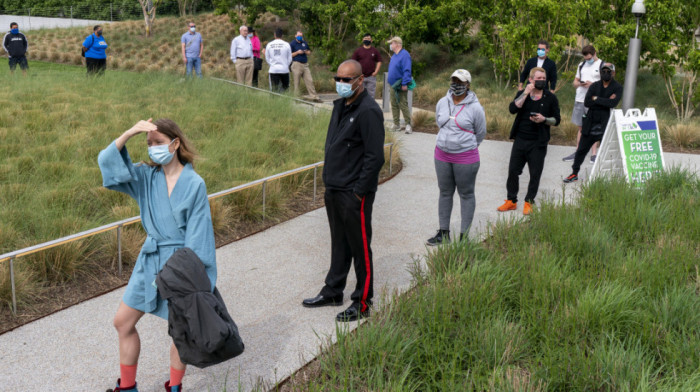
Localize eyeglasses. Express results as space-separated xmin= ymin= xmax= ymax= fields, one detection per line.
xmin=333 ymin=75 xmax=360 ymax=83
xmin=189 ymin=25 xmax=195 ymax=28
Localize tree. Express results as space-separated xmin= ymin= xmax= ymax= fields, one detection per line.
xmin=137 ymin=0 xmax=163 ymax=37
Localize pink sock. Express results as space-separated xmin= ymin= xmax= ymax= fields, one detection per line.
xmin=119 ymin=363 xmax=137 ymax=389
xmin=170 ymin=366 xmax=186 ymax=387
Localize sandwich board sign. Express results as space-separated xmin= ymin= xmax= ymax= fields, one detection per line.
xmin=590 ymin=108 xmax=665 ymax=185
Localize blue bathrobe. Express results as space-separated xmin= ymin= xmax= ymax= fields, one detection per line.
xmin=98 ymin=141 xmax=217 ymax=319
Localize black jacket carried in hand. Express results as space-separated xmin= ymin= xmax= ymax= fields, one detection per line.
xmin=509 ymin=89 xmax=561 ymax=147
xmin=3 ymin=31 xmax=28 ymax=58
xmin=582 ymin=79 xmax=622 ymax=136
xmin=323 ymin=89 xmax=385 ymax=196
xmin=156 ymin=247 xmax=244 ymax=368
xmin=520 ymin=57 xmax=558 ymax=90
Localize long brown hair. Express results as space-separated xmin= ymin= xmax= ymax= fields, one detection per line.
xmin=147 ymin=118 xmax=197 ymax=168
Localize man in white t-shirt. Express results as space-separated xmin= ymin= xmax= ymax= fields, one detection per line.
xmin=264 ymin=28 xmax=293 ymax=93
xmin=563 ymin=44 xmax=603 ymax=163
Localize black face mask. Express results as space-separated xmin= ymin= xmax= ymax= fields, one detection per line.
xmin=363 ymin=40 xmax=371 ymax=46
xmin=534 ymin=80 xmax=547 ymax=90
xmin=96 ymin=30 xmax=102 ymax=36
xmin=601 ymin=73 xmax=612 ymax=82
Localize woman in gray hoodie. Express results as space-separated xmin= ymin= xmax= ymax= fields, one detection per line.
xmin=426 ymin=69 xmax=486 ymax=246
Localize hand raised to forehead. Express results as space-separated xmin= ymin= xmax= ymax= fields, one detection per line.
xmin=129 ymin=118 xmax=157 ymax=134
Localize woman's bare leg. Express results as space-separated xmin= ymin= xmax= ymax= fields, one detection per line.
xmin=113 ymin=301 xmax=144 ymax=365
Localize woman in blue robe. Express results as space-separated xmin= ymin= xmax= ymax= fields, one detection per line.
xmin=98 ymin=118 xmax=216 ymax=392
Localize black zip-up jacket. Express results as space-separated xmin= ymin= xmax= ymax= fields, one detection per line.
xmin=509 ymin=89 xmax=561 ymax=147
xmin=3 ymin=31 xmax=27 ymax=58
xmin=520 ymin=57 xmax=558 ymax=90
xmin=323 ymin=89 xmax=385 ymax=196
xmin=582 ymin=79 xmax=622 ymax=136
xmin=156 ymin=247 xmax=244 ymax=368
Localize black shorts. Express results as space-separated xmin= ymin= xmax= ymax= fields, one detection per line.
xmin=9 ymin=56 xmax=28 ymax=70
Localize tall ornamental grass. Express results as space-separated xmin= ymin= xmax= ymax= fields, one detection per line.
xmin=286 ymin=169 xmax=700 ymax=391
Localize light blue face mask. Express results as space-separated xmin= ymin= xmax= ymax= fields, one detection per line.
xmin=336 ymin=82 xmax=357 ymax=98
xmin=537 ymin=49 xmax=546 ymax=57
xmin=148 ymin=139 xmax=176 ymax=165
xmin=586 ymin=58 xmax=595 ymax=65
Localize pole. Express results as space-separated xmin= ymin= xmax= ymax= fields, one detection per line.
xmin=313 ymin=166 xmax=317 ymax=203
xmin=70 ymin=6 xmax=73 ymax=27
xmin=622 ymin=17 xmax=642 ymax=113
xmin=111 ymin=3 xmax=113 ymax=23
xmin=10 ymin=257 xmax=17 ymax=315
xmin=262 ymin=180 xmax=267 ymax=222
xmin=117 ymin=225 xmax=122 ymax=275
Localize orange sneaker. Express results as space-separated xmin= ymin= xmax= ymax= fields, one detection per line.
xmin=497 ymin=200 xmax=517 ymax=212
xmin=523 ymin=201 xmax=532 ymax=215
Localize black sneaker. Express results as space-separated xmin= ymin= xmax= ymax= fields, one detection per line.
xmin=563 ymin=173 xmax=578 ymax=183
xmin=562 ymin=152 xmax=576 ymax=162
xmin=426 ymin=229 xmax=450 ymax=246
xmin=590 ymin=154 xmax=597 ymax=163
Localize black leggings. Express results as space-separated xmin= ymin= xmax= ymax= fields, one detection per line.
xmin=86 ymin=57 xmax=106 ymax=76
xmin=506 ymin=137 xmax=548 ymax=203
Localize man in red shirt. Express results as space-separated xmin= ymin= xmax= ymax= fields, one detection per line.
xmin=351 ymin=34 xmax=383 ymax=99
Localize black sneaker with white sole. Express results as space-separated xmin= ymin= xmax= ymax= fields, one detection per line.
xmin=426 ymin=229 xmax=450 ymax=246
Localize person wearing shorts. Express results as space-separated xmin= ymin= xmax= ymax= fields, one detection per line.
xmin=3 ymin=22 xmax=28 ymax=75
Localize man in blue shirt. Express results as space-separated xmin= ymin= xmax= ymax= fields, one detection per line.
xmin=386 ymin=36 xmax=413 ymax=133
xmin=181 ymin=21 xmax=203 ymax=78
xmin=289 ymin=30 xmax=320 ymax=101
xmin=82 ymin=25 xmax=108 ymax=76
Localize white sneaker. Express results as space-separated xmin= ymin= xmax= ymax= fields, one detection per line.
xmin=405 ymin=124 xmax=413 ymax=134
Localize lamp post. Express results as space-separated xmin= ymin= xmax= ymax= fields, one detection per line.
xmin=622 ymin=0 xmax=646 ymax=113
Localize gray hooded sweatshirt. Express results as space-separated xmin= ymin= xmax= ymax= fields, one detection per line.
xmin=435 ymin=90 xmax=486 ymax=154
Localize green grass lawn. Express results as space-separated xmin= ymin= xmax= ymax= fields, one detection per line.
xmin=0 ymin=60 xmax=330 ymax=254
xmin=285 ymin=170 xmax=700 ymax=391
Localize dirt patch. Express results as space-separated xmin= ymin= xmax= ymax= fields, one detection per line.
xmin=0 ymin=162 xmax=403 ymax=335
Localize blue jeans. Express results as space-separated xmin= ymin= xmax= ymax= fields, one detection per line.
xmin=186 ymin=57 xmax=202 ymax=78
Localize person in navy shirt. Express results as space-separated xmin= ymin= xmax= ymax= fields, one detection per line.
xmin=289 ymin=31 xmax=320 ymax=101
xmin=83 ymin=25 xmax=108 ymax=76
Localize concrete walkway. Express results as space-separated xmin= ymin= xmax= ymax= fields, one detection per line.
xmin=2 ymin=129 xmax=699 ymax=391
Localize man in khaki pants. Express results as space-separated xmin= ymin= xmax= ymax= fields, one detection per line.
xmin=289 ymin=30 xmax=320 ymax=101
xmin=230 ymin=25 xmax=253 ymax=86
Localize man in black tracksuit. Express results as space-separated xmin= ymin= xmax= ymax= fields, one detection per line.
xmin=3 ymin=22 xmax=28 ymax=75
xmin=497 ymin=67 xmax=561 ymax=215
xmin=302 ymin=59 xmax=385 ymax=322
xmin=564 ymin=63 xmax=622 ymax=183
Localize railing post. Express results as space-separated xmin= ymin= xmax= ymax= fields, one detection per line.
xmin=70 ymin=6 xmax=73 ymax=27
xmin=313 ymin=165 xmax=318 ymax=204
xmin=117 ymin=225 xmax=122 ymax=275
xmin=27 ymin=9 xmax=31 ymax=31
xmin=389 ymin=144 xmax=394 ymax=176
xmin=110 ymin=3 xmax=113 ymax=22
xmin=10 ymin=256 xmax=17 ymax=315
xmin=262 ymin=180 xmax=267 ymax=222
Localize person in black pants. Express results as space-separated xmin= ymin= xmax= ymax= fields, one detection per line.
xmin=564 ymin=63 xmax=622 ymax=183
xmin=83 ymin=25 xmax=108 ymax=76
xmin=497 ymin=67 xmax=560 ymax=215
xmin=302 ymin=59 xmax=385 ymax=322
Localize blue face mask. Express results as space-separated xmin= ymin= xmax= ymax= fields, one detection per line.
xmin=586 ymin=58 xmax=595 ymax=65
xmin=148 ymin=140 xmax=176 ymax=165
xmin=10 ymin=28 xmax=19 ymax=34
xmin=537 ymin=49 xmax=546 ymax=57
xmin=336 ymin=82 xmax=357 ymax=98
xmin=296 ymin=36 xmax=303 ymax=42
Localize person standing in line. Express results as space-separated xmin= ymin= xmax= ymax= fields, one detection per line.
xmin=426 ymin=69 xmax=486 ymax=246
xmin=563 ymin=63 xmax=622 ymax=183
xmin=83 ymin=25 xmax=108 ymax=76
xmin=264 ymin=28 xmax=292 ymax=93
xmin=230 ymin=25 xmax=253 ymax=86
xmin=386 ymin=36 xmax=413 ymax=134
xmin=289 ymin=30 xmax=320 ymax=101
xmin=98 ymin=118 xmax=217 ymax=392
xmin=3 ymin=22 xmax=28 ymax=76
xmin=518 ymin=40 xmax=557 ymax=91
xmin=302 ymin=59 xmax=385 ymax=322
xmin=351 ymin=33 xmax=383 ymax=99
xmin=181 ymin=21 xmax=203 ymax=79
xmin=563 ymin=44 xmax=603 ymax=162
xmin=497 ymin=67 xmax=560 ymax=216
xmin=249 ymin=26 xmax=261 ymax=87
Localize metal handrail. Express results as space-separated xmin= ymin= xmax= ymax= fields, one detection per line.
xmin=1 ymin=143 xmax=395 ymax=314
xmin=210 ymin=77 xmax=328 ymax=109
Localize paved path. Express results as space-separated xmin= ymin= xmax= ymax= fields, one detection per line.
xmin=2 ymin=122 xmax=699 ymax=391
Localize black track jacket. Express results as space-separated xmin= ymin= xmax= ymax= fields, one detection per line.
xmin=323 ymin=89 xmax=385 ymax=196
xmin=3 ymin=31 xmax=27 ymax=58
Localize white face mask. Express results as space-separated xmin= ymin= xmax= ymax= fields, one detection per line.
xmin=190 ymin=27 xmax=195 ymax=32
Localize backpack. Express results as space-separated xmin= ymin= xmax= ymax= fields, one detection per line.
xmin=81 ymin=35 xmax=94 ymax=57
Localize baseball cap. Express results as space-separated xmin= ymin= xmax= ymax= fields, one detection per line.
xmin=450 ymin=69 xmax=472 ymax=83
xmin=387 ymin=36 xmax=402 ymax=45
xmin=602 ymin=62 xmax=615 ymax=71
